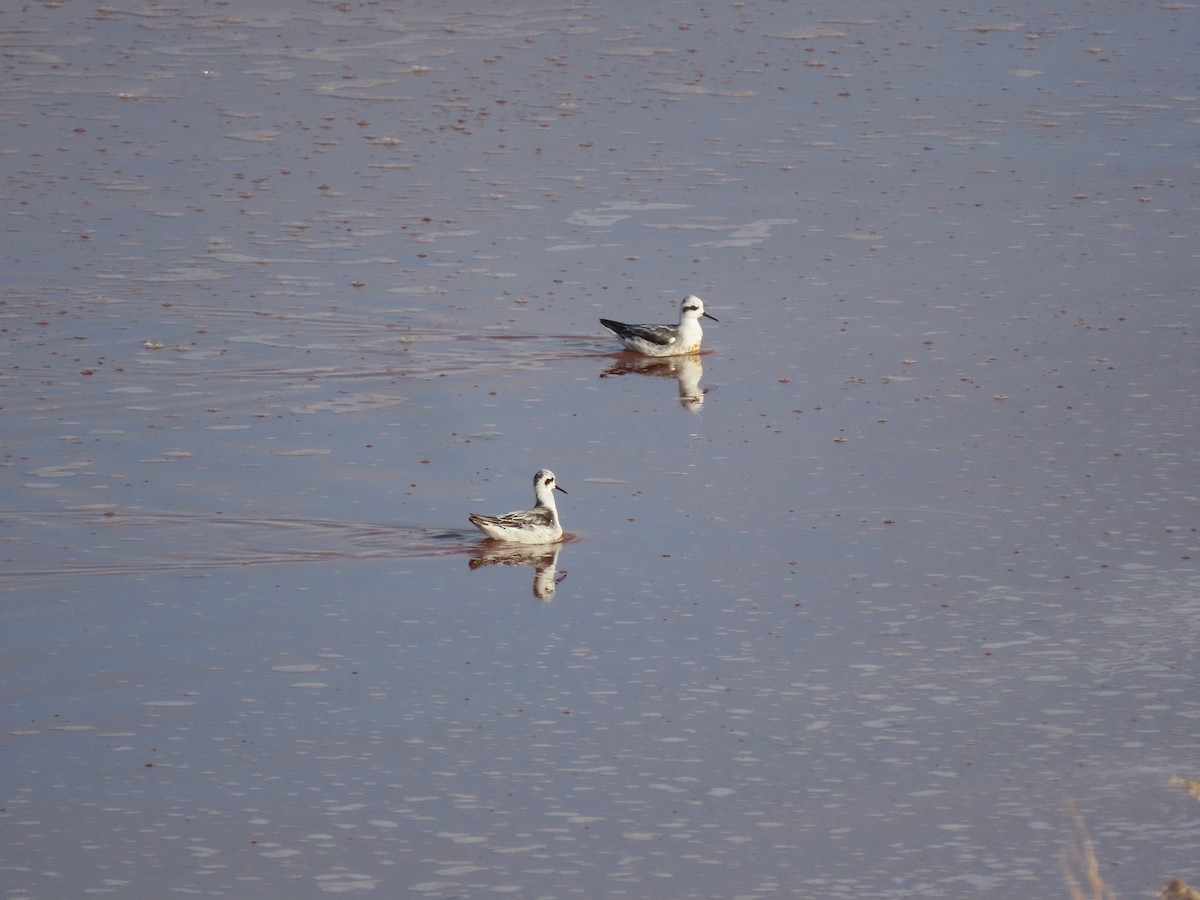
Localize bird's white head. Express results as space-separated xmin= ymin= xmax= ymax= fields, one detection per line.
xmin=680 ymin=295 xmax=718 ymax=323
xmin=533 ymin=468 xmax=566 ymax=505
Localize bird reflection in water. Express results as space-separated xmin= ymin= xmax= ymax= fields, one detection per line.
xmin=469 ymin=542 xmax=566 ymax=601
xmin=600 ymin=353 xmax=706 ymax=410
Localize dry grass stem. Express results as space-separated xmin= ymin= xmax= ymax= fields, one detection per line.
xmin=1168 ymin=777 xmax=1200 ymax=803
xmin=1159 ymin=879 xmax=1200 ymax=900
xmin=1060 ymin=801 xmax=1118 ymax=900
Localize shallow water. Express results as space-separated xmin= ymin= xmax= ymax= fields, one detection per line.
xmin=2 ymin=1 xmax=1198 ymax=897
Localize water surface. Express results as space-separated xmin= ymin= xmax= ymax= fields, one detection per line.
xmin=2 ymin=1 xmax=1198 ymax=897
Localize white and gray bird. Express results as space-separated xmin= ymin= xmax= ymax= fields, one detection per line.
xmin=469 ymin=469 xmax=567 ymax=544
xmin=600 ymin=294 xmax=717 ymax=357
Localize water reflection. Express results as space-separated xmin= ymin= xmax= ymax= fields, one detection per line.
xmin=600 ymin=353 xmax=707 ymax=410
xmin=469 ymin=542 xmax=566 ymax=601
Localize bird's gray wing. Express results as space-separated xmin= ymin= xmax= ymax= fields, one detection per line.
xmin=620 ymin=323 xmax=677 ymax=346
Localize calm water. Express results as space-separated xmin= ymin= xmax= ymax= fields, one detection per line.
xmin=2 ymin=1 xmax=1198 ymax=897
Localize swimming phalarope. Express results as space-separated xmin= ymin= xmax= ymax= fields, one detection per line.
xmin=469 ymin=469 xmax=567 ymax=544
xmin=600 ymin=294 xmax=717 ymax=357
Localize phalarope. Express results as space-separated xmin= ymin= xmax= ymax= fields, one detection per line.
xmin=600 ymin=294 xmax=717 ymax=357
xmin=469 ymin=469 xmax=567 ymax=544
